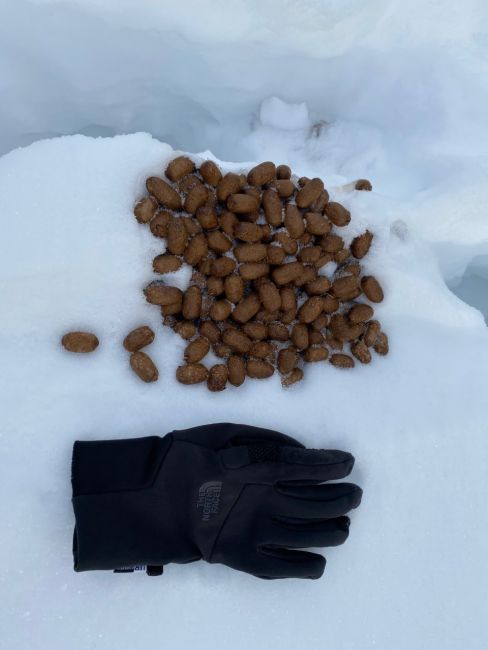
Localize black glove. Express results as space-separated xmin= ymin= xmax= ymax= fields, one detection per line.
xmin=71 ymin=423 xmax=362 ymax=580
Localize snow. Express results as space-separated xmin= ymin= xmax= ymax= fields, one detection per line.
xmin=259 ymin=97 xmax=310 ymax=131
xmin=1 ymin=1 xmax=488 ymax=650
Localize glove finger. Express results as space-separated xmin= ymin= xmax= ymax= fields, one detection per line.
xmin=221 ymin=445 xmax=354 ymax=482
xmin=265 ymin=516 xmax=350 ymax=549
xmin=273 ymin=483 xmax=362 ymax=519
xmin=256 ymin=546 xmax=326 ymax=579
xmin=280 ymin=447 xmax=355 ymax=481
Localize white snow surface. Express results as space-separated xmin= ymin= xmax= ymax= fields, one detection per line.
xmin=1 ymin=2 xmax=488 ymax=650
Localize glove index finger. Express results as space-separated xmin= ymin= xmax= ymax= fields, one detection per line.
xmin=281 ymin=447 xmax=355 ymax=481
xmin=221 ymin=444 xmax=355 ymax=483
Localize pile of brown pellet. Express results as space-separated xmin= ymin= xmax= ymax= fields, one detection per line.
xmin=133 ymin=156 xmax=388 ymax=391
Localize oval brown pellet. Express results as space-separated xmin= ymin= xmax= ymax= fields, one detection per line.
xmin=234 ymin=222 xmax=263 ymax=243
xmin=361 ymin=276 xmax=384 ymax=302
xmin=182 ymin=216 xmax=202 ymax=236
xmin=330 ymin=353 xmax=355 ymax=368
xmin=305 ymin=277 xmax=331 ymax=296
xmin=134 ymin=196 xmax=158 ymax=224
xmin=311 ymin=189 xmax=330 ymax=213
xmin=363 ymin=320 xmax=381 ymax=347
xmin=150 ymin=210 xmax=172 ymax=238
xmin=321 ymin=233 xmax=344 ymax=253
xmin=184 ymin=233 xmax=208 ymax=265
xmin=308 ymin=330 xmax=325 ymax=345
xmin=298 ymin=297 xmax=324 ymax=324
xmin=210 ymin=299 xmax=233 ymax=321
xmin=211 ymin=256 xmax=236 ymax=277
xmin=207 ymin=276 xmax=224 ymax=297
xmin=351 ymin=230 xmax=373 ymax=259
xmin=298 ymin=246 xmax=322 ymax=264
xmin=351 ymin=340 xmax=372 ymax=364
xmin=303 ymin=346 xmax=329 ymax=363
xmin=199 ymin=320 xmax=221 ymax=344
xmin=246 ymin=359 xmax=274 ymax=379
xmin=275 ymin=179 xmax=295 ymax=198
xmin=173 ymin=321 xmax=197 ymax=340
xmin=222 ymin=328 xmax=252 ymax=354
xmin=239 ymin=262 xmax=270 ymax=281
xmin=276 ymin=164 xmax=291 ymax=180
xmin=348 ymin=304 xmax=374 ymax=323
xmin=207 ymin=230 xmax=232 ymax=254
xmin=282 ymin=367 xmax=304 ymax=387
xmin=278 ymin=347 xmax=298 ymax=374
xmin=305 ymin=212 xmax=331 ymax=236
xmin=291 ymin=323 xmax=309 ymax=350
xmin=268 ymin=322 xmax=289 ymax=341
xmin=272 ymin=261 xmax=303 ymax=285
xmin=220 ymin=210 xmax=238 ymax=237
xmin=200 ymin=160 xmax=222 ymax=186
xmin=182 ymin=286 xmax=202 ymax=320
xmin=322 ymin=295 xmax=340 ymax=313
xmin=227 ymin=355 xmax=246 ymax=387
xmin=61 ymin=331 xmax=99 ymax=353
xmin=374 ymin=332 xmax=389 ymax=355
xmin=311 ymin=314 xmax=328 ymax=331
xmin=153 ymin=254 xmax=182 ymax=274
xmin=167 ymin=219 xmax=188 ymax=255
xmin=258 ymin=282 xmax=281 ymax=312
xmin=355 ymin=179 xmax=372 ymax=191
xmin=207 ymin=364 xmax=228 ymax=392
xmin=284 ymin=204 xmax=305 ymax=239
xmin=280 ymin=287 xmax=297 ymax=312
xmin=250 ymin=341 xmax=275 ymax=359
xmin=165 ymin=156 xmax=195 ymax=182
xmin=324 ymin=202 xmax=351 ymax=227
xmin=123 ymin=326 xmax=155 ymax=352
xmin=184 ymin=184 xmax=209 ymax=214
xmin=146 ymin=177 xmax=182 ymax=210
xmin=262 ymin=189 xmax=283 ymax=226
xmin=160 ymin=300 xmax=182 ymax=316
xmin=196 ymin=206 xmax=219 ymax=230
xmin=232 ymin=294 xmax=261 ymax=323
xmin=242 ymin=321 xmax=268 ymax=340
xmin=176 ymin=363 xmax=208 ymax=385
xmin=178 ymin=175 xmax=202 ymax=194
xmin=331 ymin=276 xmax=361 ymax=300
xmin=217 ymin=173 xmax=241 ymax=202
xmin=224 ymin=274 xmax=244 ymax=303
xmin=144 ymin=284 xmax=182 ymax=306
xmin=226 ymin=193 xmax=258 ymax=214
xmin=266 ymin=245 xmax=286 ymax=265
xmin=296 ymin=178 xmax=324 ymax=209
xmin=247 ymin=161 xmax=276 ymax=186
xmin=184 ymin=337 xmax=210 ymax=363
xmin=130 ymin=351 xmax=159 ymax=382
xmin=234 ymin=243 xmax=267 ymax=263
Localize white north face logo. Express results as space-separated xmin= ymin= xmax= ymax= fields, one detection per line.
xmin=197 ymin=481 xmax=222 ymax=521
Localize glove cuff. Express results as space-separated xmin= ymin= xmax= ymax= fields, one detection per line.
xmin=71 ymin=436 xmax=172 ymax=571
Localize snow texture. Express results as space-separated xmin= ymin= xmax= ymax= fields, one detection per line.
xmin=1 ymin=2 xmax=488 ymax=650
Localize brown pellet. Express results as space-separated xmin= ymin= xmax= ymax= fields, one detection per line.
xmin=61 ymin=331 xmax=99 ymax=353
xmin=123 ymin=326 xmax=155 ymax=352
xmin=134 ymin=196 xmax=158 ymax=224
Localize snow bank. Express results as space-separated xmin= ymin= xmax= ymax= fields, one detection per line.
xmin=1 ymin=132 xmax=487 ymax=650
xmin=1 ymin=0 xmax=488 ymax=168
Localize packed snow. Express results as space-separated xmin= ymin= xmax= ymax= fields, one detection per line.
xmin=1 ymin=2 xmax=488 ymax=650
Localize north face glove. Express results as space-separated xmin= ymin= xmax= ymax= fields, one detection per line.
xmin=71 ymin=423 xmax=362 ymax=580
